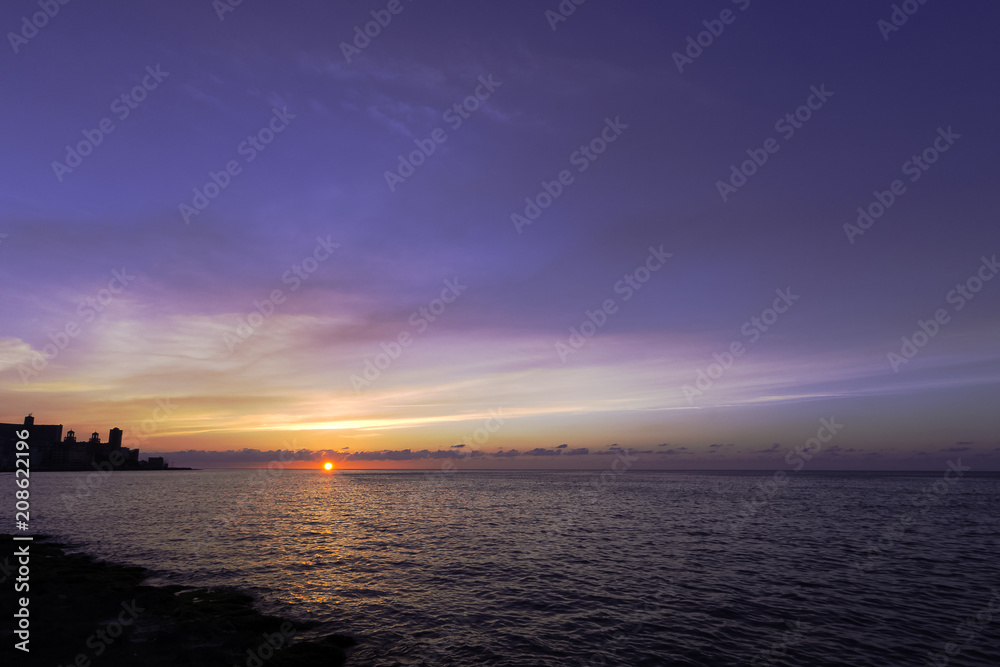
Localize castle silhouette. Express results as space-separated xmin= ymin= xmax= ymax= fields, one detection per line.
xmin=0 ymin=414 xmax=170 ymax=472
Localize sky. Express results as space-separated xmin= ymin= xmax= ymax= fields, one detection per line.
xmin=1 ymin=0 xmax=999 ymax=469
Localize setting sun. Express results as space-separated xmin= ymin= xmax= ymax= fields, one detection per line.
xmin=323 ymin=462 xmax=333 ymax=471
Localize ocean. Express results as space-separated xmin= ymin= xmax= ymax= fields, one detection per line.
xmin=5 ymin=468 xmax=1000 ymax=666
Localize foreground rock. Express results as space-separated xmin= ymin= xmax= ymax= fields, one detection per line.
xmin=0 ymin=534 xmax=355 ymax=666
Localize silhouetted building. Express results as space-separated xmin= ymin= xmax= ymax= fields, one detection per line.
xmin=87 ymin=430 xmax=116 ymax=463
xmin=41 ymin=428 xmax=91 ymax=469
xmin=0 ymin=415 xmax=63 ymax=469
xmin=2 ymin=415 xmax=178 ymax=471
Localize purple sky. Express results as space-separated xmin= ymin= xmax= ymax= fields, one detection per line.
xmin=1 ymin=0 xmax=999 ymax=469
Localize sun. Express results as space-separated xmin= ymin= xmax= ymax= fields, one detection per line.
xmin=323 ymin=462 xmax=334 ymax=471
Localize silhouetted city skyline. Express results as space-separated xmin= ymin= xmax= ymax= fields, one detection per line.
xmin=0 ymin=414 xmax=170 ymax=471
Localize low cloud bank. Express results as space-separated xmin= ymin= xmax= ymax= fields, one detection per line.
xmin=147 ymin=445 xmax=601 ymax=466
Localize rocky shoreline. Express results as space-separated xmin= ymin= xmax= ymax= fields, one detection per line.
xmin=1 ymin=534 xmax=355 ymax=666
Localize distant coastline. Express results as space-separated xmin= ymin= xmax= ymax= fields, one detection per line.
xmin=0 ymin=414 xmax=179 ymax=473
xmin=0 ymin=467 xmax=197 ymax=472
